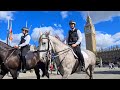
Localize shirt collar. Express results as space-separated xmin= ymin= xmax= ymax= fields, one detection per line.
xmin=23 ymin=33 xmax=28 ymax=36
xmin=71 ymin=28 xmax=75 ymax=31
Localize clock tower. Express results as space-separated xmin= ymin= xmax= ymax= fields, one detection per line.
xmin=84 ymin=14 xmax=96 ymax=53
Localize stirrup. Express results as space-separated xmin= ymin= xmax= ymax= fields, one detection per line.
xmin=81 ymin=66 xmax=85 ymax=72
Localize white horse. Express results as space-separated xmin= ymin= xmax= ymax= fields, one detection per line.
xmin=39 ymin=33 xmax=96 ymax=79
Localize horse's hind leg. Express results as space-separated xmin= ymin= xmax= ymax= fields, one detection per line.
xmin=85 ymin=65 xmax=94 ymax=79
xmin=9 ymin=69 xmax=18 ymax=79
xmin=0 ymin=64 xmax=8 ymax=79
xmin=34 ymin=65 xmax=40 ymax=79
xmin=85 ymin=66 xmax=90 ymax=79
xmin=89 ymin=65 xmax=93 ymax=79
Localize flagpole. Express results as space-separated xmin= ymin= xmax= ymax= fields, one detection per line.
xmin=29 ymin=25 xmax=32 ymax=30
xmin=11 ymin=19 xmax=12 ymax=28
xmin=26 ymin=21 xmax=27 ymax=27
xmin=7 ymin=17 xmax=10 ymax=45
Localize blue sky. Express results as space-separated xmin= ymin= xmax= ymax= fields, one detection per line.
xmin=0 ymin=11 xmax=120 ymax=50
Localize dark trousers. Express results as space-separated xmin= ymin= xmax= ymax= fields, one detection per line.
xmin=21 ymin=56 xmax=26 ymax=70
xmin=72 ymin=45 xmax=85 ymax=67
xmin=20 ymin=45 xmax=29 ymax=70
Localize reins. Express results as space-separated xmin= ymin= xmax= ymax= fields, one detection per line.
xmin=5 ymin=49 xmax=16 ymax=63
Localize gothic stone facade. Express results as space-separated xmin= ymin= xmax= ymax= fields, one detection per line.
xmin=97 ymin=47 xmax=120 ymax=63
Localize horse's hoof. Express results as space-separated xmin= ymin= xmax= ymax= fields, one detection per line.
xmin=42 ymin=73 xmax=45 ymax=77
xmin=22 ymin=70 xmax=26 ymax=73
xmin=47 ymin=75 xmax=49 ymax=79
xmin=7 ymin=72 xmax=12 ymax=77
xmin=45 ymin=72 xmax=49 ymax=78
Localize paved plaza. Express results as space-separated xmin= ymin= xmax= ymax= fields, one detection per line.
xmin=3 ymin=67 xmax=120 ymax=79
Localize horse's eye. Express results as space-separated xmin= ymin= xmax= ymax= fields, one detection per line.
xmin=42 ymin=42 xmax=46 ymax=45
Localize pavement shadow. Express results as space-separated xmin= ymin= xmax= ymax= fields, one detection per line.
xmin=94 ymin=70 xmax=120 ymax=74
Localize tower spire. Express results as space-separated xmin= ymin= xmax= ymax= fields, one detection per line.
xmin=87 ymin=11 xmax=89 ymax=16
xmin=84 ymin=11 xmax=96 ymax=53
xmin=86 ymin=11 xmax=93 ymax=25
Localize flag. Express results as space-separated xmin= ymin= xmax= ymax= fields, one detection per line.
xmin=9 ymin=26 xmax=13 ymax=41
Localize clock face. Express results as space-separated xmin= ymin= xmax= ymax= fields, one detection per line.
xmin=85 ymin=29 xmax=91 ymax=34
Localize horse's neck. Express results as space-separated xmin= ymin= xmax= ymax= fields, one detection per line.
xmin=49 ymin=36 xmax=68 ymax=52
xmin=0 ymin=42 xmax=14 ymax=62
xmin=0 ymin=48 xmax=9 ymax=62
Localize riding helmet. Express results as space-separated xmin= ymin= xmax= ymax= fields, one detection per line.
xmin=22 ymin=27 xmax=29 ymax=31
xmin=69 ymin=20 xmax=76 ymax=25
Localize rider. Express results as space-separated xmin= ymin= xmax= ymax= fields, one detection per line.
xmin=14 ymin=27 xmax=31 ymax=73
xmin=67 ymin=20 xmax=85 ymax=71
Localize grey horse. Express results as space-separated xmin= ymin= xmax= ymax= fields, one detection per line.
xmin=39 ymin=32 xmax=96 ymax=79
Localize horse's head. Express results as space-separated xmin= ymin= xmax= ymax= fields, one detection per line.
xmin=38 ymin=31 xmax=52 ymax=61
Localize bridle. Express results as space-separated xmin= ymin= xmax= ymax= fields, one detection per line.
xmin=39 ymin=34 xmax=76 ymax=68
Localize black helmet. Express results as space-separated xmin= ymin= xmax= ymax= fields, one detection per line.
xmin=69 ymin=20 xmax=76 ymax=25
xmin=22 ymin=27 xmax=29 ymax=31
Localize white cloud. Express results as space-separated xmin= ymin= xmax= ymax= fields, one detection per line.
xmin=0 ymin=11 xmax=15 ymax=21
xmin=31 ymin=26 xmax=65 ymax=42
xmin=54 ymin=24 xmax=62 ymax=27
xmin=0 ymin=33 xmax=22 ymax=47
xmin=94 ymin=31 xmax=120 ymax=50
xmin=58 ymin=24 xmax=62 ymax=27
xmin=81 ymin=11 xmax=120 ymax=24
xmin=54 ymin=24 xmax=57 ymax=27
xmin=81 ymin=31 xmax=120 ymax=51
xmin=0 ymin=26 xmax=64 ymax=47
xmin=60 ymin=11 xmax=120 ymax=24
xmin=60 ymin=11 xmax=69 ymax=19
xmin=10 ymin=33 xmax=22 ymax=46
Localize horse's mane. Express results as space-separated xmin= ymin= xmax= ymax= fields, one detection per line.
xmin=50 ymin=35 xmax=71 ymax=48
xmin=50 ymin=35 xmax=78 ymax=60
xmin=0 ymin=40 xmax=13 ymax=50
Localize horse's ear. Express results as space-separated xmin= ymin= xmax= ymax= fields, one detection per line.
xmin=45 ymin=31 xmax=50 ymax=37
xmin=40 ymin=31 xmax=42 ymax=36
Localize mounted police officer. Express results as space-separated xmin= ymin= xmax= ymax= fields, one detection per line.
xmin=14 ymin=27 xmax=31 ymax=73
xmin=67 ymin=20 xmax=85 ymax=71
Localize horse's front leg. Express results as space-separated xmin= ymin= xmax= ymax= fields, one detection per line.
xmin=0 ymin=70 xmax=8 ymax=79
xmin=62 ymin=68 xmax=71 ymax=79
xmin=9 ymin=69 xmax=18 ymax=79
xmin=34 ymin=65 xmax=40 ymax=79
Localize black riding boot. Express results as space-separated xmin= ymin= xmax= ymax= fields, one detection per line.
xmin=22 ymin=56 xmax=27 ymax=73
xmin=80 ymin=53 xmax=85 ymax=72
xmin=77 ymin=47 xmax=85 ymax=72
